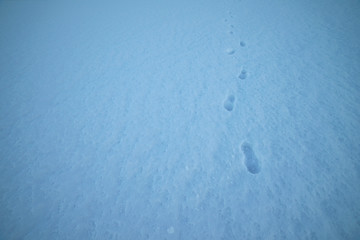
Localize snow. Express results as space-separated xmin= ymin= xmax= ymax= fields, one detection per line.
xmin=167 ymin=226 xmax=175 ymax=234
xmin=1 ymin=0 xmax=360 ymax=239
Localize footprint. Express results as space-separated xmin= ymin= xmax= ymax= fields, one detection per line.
xmin=238 ymin=70 xmax=247 ymax=79
xmin=226 ymin=48 xmax=235 ymax=55
xmin=241 ymin=142 xmax=261 ymax=174
xmin=240 ymin=41 xmax=246 ymax=47
xmin=223 ymin=95 xmax=235 ymax=112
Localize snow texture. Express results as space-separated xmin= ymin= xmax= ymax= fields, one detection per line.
xmin=1 ymin=0 xmax=360 ymax=239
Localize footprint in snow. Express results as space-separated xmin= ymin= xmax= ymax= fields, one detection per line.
xmin=223 ymin=95 xmax=235 ymax=112
xmin=239 ymin=70 xmax=247 ymax=80
xmin=226 ymin=48 xmax=235 ymax=55
xmin=241 ymin=142 xmax=261 ymax=174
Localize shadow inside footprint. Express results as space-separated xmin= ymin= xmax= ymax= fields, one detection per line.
xmin=239 ymin=70 xmax=247 ymax=80
xmin=241 ymin=142 xmax=261 ymax=174
xmin=226 ymin=48 xmax=235 ymax=55
xmin=224 ymin=101 xmax=234 ymax=111
xmin=223 ymin=95 xmax=235 ymax=111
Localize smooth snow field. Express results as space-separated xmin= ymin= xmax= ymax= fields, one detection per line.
xmin=1 ymin=0 xmax=360 ymax=239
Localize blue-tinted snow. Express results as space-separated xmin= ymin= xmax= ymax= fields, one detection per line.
xmin=1 ymin=0 xmax=360 ymax=239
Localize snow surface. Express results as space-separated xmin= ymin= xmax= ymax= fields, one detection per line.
xmin=1 ymin=0 xmax=360 ymax=239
